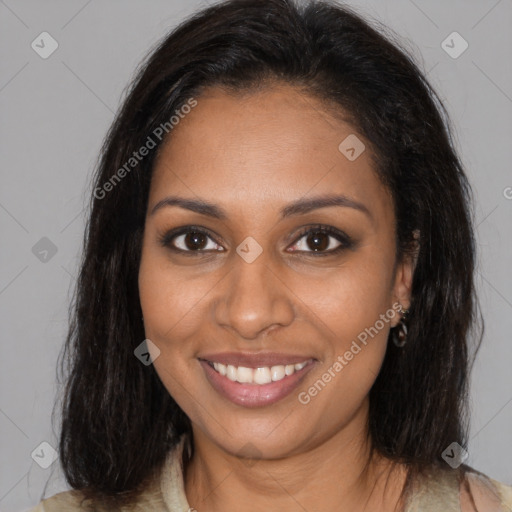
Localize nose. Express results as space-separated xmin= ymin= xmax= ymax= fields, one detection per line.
xmin=213 ymin=254 xmax=295 ymax=340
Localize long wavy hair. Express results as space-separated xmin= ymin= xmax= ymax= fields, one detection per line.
xmin=51 ymin=0 xmax=480 ymax=508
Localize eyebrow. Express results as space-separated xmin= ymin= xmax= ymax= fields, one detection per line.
xmin=150 ymin=194 xmax=371 ymax=220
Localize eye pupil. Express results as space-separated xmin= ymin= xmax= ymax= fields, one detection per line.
xmin=307 ymin=232 xmax=329 ymax=251
xmin=185 ymin=232 xmax=207 ymax=250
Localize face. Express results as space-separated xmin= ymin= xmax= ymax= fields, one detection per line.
xmin=138 ymin=84 xmax=413 ymax=460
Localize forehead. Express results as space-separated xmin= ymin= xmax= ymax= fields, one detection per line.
xmin=149 ymin=84 xmax=392 ymax=222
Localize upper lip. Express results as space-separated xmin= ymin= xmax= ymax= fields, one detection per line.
xmin=199 ymin=352 xmax=315 ymax=368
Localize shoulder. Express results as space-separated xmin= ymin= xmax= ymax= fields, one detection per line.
xmin=459 ymin=470 xmax=512 ymax=512
xmin=28 ymin=489 xmax=93 ymax=511
xmin=29 ymin=479 xmax=168 ymax=512
xmin=406 ymin=465 xmax=512 ymax=512
xmin=29 ymin=438 xmax=189 ymax=512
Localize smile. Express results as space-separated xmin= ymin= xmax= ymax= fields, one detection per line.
xmin=208 ymin=360 xmax=309 ymax=384
xmin=199 ymin=354 xmax=316 ymax=408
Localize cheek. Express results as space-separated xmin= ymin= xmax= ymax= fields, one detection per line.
xmin=138 ymin=242 xmax=220 ymax=402
xmin=292 ymin=253 xmax=395 ymax=410
xmin=293 ymin=251 xmax=395 ymax=343
xmin=138 ymin=244 xmax=211 ymax=341
xmin=138 ymin=249 xmax=203 ymax=412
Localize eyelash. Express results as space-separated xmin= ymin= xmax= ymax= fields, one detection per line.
xmin=158 ymin=224 xmax=354 ymax=257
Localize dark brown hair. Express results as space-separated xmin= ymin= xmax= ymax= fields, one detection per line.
xmin=49 ymin=0 xmax=481 ymax=508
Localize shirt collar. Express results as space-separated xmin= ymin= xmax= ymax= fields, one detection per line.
xmin=160 ymin=433 xmax=192 ymax=511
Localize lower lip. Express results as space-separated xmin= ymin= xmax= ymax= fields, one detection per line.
xmin=199 ymin=360 xmax=315 ymax=408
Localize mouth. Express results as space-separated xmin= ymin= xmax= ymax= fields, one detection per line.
xmin=198 ymin=353 xmax=316 ymax=408
xmin=205 ymin=359 xmax=310 ymax=384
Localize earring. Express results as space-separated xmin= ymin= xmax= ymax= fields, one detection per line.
xmin=392 ymin=305 xmax=409 ymax=347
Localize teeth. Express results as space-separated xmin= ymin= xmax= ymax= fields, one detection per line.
xmin=226 ymin=364 xmax=237 ymax=381
xmin=212 ymin=361 xmax=309 ymax=384
xmin=285 ymin=364 xmax=295 ymax=376
xmin=271 ymin=365 xmax=285 ymax=381
xmin=237 ymin=366 xmax=253 ymax=383
xmin=254 ymin=367 xmax=272 ymax=384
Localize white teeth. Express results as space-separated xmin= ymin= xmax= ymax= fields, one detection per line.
xmin=213 ymin=362 xmax=227 ymax=376
xmin=237 ymin=366 xmax=254 ymax=383
xmin=271 ymin=365 xmax=285 ymax=381
xmin=210 ymin=360 xmax=310 ymax=384
xmin=226 ymin=364 xmax=237 ymax=381
xmin=254 ymin=367 xmax=272 ymax=384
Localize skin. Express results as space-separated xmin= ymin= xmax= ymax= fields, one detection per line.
xmin=138 ymin=83 xmax=415 ymax=511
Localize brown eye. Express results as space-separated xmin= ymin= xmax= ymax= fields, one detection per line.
xmin=183 ymin=231 xmax=208 ymax=250
xmin=306 ymin=232 xmax=330 ymax=252
xmin=159 ymin=226 xmax=224 ymax=254
xmin=288 ymin=225 xmax=353 ymax=255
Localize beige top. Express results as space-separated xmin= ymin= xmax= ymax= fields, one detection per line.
xmin=30 ymin=435 xmax=512 ymax=511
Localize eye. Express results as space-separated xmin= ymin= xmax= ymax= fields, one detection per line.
xmin=287 ymin=225 xmax=353 ymax=255
xmin=159 ymin=224 xmax=353 ymax=256
xmin=159 ymin=226 xmax=224 ymax=254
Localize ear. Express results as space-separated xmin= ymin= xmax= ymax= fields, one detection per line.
xmin=390 ymin=230 xmax=419 ymax=327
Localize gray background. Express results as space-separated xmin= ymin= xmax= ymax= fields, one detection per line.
xmin=0 ymin=0 xmax=511 ymax=510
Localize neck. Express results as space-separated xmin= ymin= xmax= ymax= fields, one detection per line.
xmin=183 ymin=405 xmax=407 ymax=512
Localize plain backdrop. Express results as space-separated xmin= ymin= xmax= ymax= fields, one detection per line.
xmin=0 ymin=0 xmax=511 ymax=510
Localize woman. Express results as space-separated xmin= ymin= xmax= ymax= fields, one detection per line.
xmin=31 ymin=0 xmax=512 ymax=510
